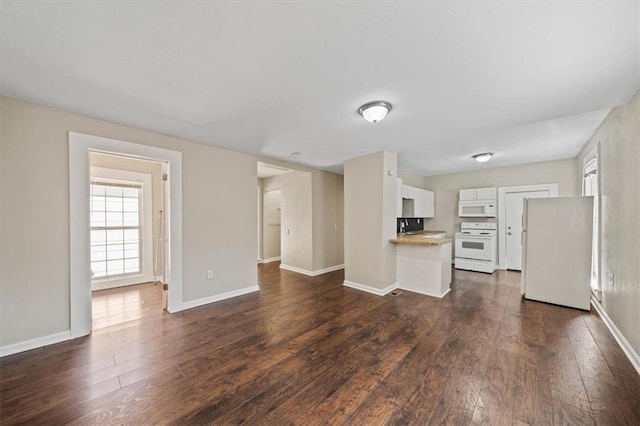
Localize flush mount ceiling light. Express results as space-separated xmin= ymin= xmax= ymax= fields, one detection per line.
xmin=472 ymin=152 xmax=494 ymax=163
xmin=358 ymin=101 xmax=392 ymax=123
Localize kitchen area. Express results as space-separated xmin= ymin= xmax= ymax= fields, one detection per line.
xmin=393 ymin=180 xmax=594 ymax=311
xmin=390 ymin=180 xmax=453 ymax=298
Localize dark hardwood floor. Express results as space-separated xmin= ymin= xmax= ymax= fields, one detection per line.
xmin=1 ymin=263 xmax=638 ymax=424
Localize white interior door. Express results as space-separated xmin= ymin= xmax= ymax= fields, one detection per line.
xmin=263 ymin=190 xmax=281 ymax=260
xmin=505 ymin=190 xmax=550 ymax=270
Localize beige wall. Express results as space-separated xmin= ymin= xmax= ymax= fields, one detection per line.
xmin=398 ymin=171 xmax=425 ymax=188
xmin=578 ymin=91 xmax=640 ymax=357
xmin=344 ymin=151 xmax=397 ymax=290
xmin=311 ymin=170 xmax=344 ymax=271
xmin=90 ymin=153 xmax=164 ymax=279
xmin=0 ymin=97 xmax=260 ymax=346
xmin=421 ymin=158 xmax=579 ymax=237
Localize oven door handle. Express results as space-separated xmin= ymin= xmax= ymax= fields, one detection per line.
xmin=456 ymin=236 xmax=493 ymax=241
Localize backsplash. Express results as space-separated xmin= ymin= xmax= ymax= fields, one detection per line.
xmin=397 ymin=218 xmax=423 ymax=233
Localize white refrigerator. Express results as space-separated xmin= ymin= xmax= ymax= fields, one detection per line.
xmin=521 ymin=196 xmax=593 ymax=310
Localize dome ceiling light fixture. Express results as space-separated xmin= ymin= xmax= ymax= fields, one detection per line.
xmin=472 ymin=152 xmax=494 ymax=163
xmin=358 ymin=101 xmax=392 ymax=124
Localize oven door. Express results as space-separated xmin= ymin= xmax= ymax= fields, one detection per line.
xmin=455 ymin=235 xmax=494 ymax=261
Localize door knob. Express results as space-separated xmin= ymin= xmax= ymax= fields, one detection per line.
xmin=507 ymin=232 xmax=512 ymax=235
xmin=507 ymin=226 xmax=511 ymax=230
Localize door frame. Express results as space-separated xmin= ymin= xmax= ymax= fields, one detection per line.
xmin=497 ymin=183 xmax=558 ymax=270
xmin=69 ymin=132 xmax=183 ymax=339
xmin=582 ymin=144 xmax=600 ymax=297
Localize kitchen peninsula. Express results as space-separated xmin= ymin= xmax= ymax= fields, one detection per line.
xmin=389 ymin=230 xmax=453 ymax=298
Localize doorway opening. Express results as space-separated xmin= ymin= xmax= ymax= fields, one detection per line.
xmin=498 ymin=183 xmax=558 ymax=270
xmin=89 ymin=153 xmax=165 ymax=329
xmin=583 ymin=155 xmax=599 ymax=297
xmin=257 ymin=162 xmax=291 ymax=266
xmin=69 ymin=132 xmax=183 ymax=339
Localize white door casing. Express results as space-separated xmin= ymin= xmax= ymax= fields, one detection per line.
xmin=69 ymin=132 xmax=183 ymax=338
xmin=497 ymin=184 xmax=558 ymax=270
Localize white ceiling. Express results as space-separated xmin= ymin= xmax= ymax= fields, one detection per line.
xmin=2 ymin=2 xmax=638 ymax=176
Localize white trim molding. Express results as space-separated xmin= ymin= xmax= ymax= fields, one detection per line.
xmin=1 ymin=331 xmax=71 ymax=358
xmin=69 ymin=132 xmax=183 ymax=339
xmin=312 ymin=264 xmax=345 ymax=276
xmin=343 ymin=280 xmax=397 ymax=296
xmin=591 ymin=297 xmax=640 ymax=375
xmin=182 ymin=285 xmax=260 ymax=310
xmin=280 ymin=263 xmax=345 ymax=277
xmin=395 ymin=284 xmax=452 ymax=299
xmin=260 ymin=257 xmax=281 ymax=264
xmin=497 ymin=183 xmax=559 ymax=270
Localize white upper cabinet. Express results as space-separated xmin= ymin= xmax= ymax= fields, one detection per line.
xmin=459 ymin=187 xmax=497 ymax=201
xmin=423 ymin=189 xmax=435 ymax=217
xmin=476 ymin=187 xmax=497 ymax=200
xmin=459 ymin=188 xmax=477 ymax=201
xmin=399 ymin=184 xmax=434 ymax=218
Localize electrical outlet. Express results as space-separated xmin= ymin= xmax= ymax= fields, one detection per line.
xmin=207 ymin=270 xmax=214 ymax=280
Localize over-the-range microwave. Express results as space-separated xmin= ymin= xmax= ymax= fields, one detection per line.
xmin=458 ymin=201 xmax=497 ymax=217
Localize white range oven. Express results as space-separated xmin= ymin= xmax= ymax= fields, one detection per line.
xmin=454 ymin=222 xmax=497 ymax=273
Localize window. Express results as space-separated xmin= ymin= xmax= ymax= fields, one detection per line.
xmin=90 ymin=180 xmax=142 ymax=279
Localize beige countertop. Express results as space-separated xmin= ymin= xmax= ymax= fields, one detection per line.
xmin=389 ymin=230 xmax=453 ymax=246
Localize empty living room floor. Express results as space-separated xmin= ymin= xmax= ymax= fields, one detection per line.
xmin=1 ymin=263 xmax=639 ymax=424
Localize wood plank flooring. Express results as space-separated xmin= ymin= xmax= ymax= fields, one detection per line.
xmin=1 ymin=263 xmax=638 ymax=425
xmin=92 ymin=282 xmax=163 ymax=329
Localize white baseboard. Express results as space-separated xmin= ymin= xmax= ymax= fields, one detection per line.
xmin=279 ymin=264 xmax=313 ymax=275
xmin=182 ymin=285 xmax=260 ymax=310
xmin=280 ymin=263 xmax=345 ymax=277
xmin=395 ymin=285 xmax=451 ymax=299
xmin=260 ymin=257 xmax=281 ymax=264
xmin=343 ymin=280 xmax=398 ymax=296
xmin=155 ymin=275 xmax=164 ymax=283
xmin=1 ymin=330 xmax=71 ymax=357
xmin=591 ymin=297 xmax=640 ymax=375
xmin=312 ymin=264 xmax=345 ymax=276
xmin=91 ymin=274 xmax=155 ymax=291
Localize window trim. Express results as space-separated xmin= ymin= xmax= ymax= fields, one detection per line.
xmin=89 ymin=167 xmax=154 ymax=290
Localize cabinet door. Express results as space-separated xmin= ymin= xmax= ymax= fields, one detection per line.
xmin=397 ymin=179 xmax=403 ymax=217
xmin=476 ymin=187 xmax=497 ymax=200
xmin=413 ymin=188 xmax=425 ymax=217
xmin=424 ymin=190 xmax=434 ymax=218
xmin=459 ymin=189 xmax=476 ymax=201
